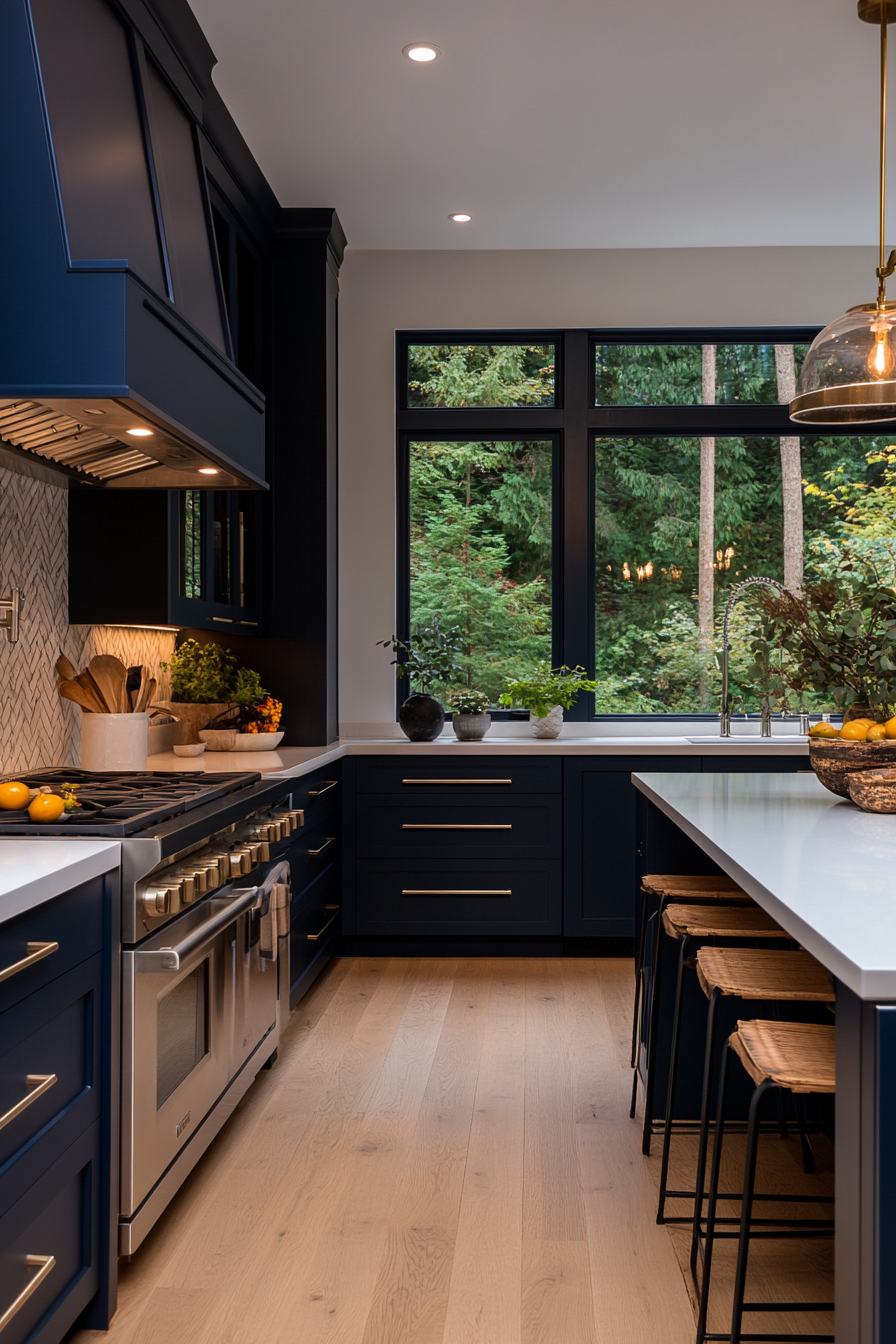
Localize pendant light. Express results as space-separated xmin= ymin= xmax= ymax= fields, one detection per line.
xmin=791 ymin=0 xmax=896 ymax=424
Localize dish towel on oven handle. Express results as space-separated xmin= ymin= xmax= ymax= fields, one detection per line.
xmin=255 ymin=861 xmax=291 ymax=961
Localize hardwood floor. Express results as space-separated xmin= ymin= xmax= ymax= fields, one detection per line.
xmin=72 ymin=957 xmax=831 ymax=1344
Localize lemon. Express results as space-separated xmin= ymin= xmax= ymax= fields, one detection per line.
xmin=809 ymin=722 xmax=840 ymax=738
xmin=867 ymin=723 xmax=888 ymax=741
xmin=28 ymin=794 xmax=65 ymax=823
xmin=840 ymin=721 xmax=870 ymax=741
xmin=0 ymin=781 xmax=31 ymax=810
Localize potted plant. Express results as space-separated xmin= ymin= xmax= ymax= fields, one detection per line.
xmin=377 ymin=617 xmax=464 ymax=741
xmin=155 ymin=639 xmax=270 ymax=744
xmin=447 ymin=689 xmax=492 ymax=741
xmin=499 ymin=662 xmax=599 ymax=738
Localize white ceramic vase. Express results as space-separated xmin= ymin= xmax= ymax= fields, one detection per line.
xmin=80 ymin=713 xmax=148 ymax=770
xmin=530 ymin=705 xmax=564 ymax=739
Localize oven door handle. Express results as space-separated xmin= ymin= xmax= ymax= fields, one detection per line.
xmin=132 ymin=887 xmax=259 ymax=973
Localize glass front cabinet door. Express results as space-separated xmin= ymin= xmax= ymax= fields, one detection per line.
xmin=171 ymin=490 xmax=261 ymax=632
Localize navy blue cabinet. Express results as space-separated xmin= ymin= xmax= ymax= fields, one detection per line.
xmin=0 ymin=873 xmax=118 ymax=1341
xmin=282 ymin=765 xmax=341 ymax=1009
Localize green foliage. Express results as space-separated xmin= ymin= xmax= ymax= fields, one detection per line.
xmin=408 ymin=345 xmax=555 ymax=408
xmin=499 ymin=663 xmax=599 ymax=717
xmin=447 ymin=689 xmax=491 ymax=715
xmin=161 ymin=639 xmax=267 ymax=705
xmin=377 ymin=617 xmax=465 ymax=694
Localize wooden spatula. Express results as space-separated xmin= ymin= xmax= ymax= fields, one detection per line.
xmin=55 ymin=654 xmax=77 ymax=685
xmin=88 ymin=656 xmax=128 ymax=714
xmin=58 ymin=677 xmax=104 ymax=714
xmin=77 ymin=670 xmax=111 ymax=713
xmin=135 ymin=675 xmax=157 ymax=714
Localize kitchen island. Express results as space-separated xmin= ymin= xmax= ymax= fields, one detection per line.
xmin=633 ymin=770 xmax=895 ymax=1344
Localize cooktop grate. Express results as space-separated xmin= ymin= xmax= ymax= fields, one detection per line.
xmin=0 ymin=769 xmax=262 ymax=836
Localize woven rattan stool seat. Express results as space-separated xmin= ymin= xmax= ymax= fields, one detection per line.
xmin=731 ymin=1019 xmax=836 ymax=1094
xmin=643 ymin=873 xmax=750 ymax=900
xmin=696 ymin=947 xmax=835 ymax=1003
xmin=662 ymin=903 xmax=785 ymax=941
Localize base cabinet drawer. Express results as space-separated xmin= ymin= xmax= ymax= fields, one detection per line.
xmin=356 ymin=860 xmax=561 ymax=935
xmin=289 ymin=872 xmax=341 ymax=1009
xmin=356 ymin=757 xmax=561 ymax=795
xmin=0 ymin=879 xmax=104 ymax=1017
xmin=282 ymin=822 xmax=339 ymax=895
xmin=357 ymin=797 xmax=561 ymax=859
xmin=0 ymin=1120 xmax=100 ymax=1344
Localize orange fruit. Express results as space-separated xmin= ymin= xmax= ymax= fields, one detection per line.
xmin=809 ymin=722 xmax=839 ymax=738
xmin=0 ymin=781 xmax=31 ymax=810
xmin=867 ymin=723 xmax=888 ymax=741
xmin=28 ymin=794 xmax=65 ymax=823
xmin=840 ymin=721 xmax=870 ymax=741
xmin=884 ymin=717 xmax=896 ymax=739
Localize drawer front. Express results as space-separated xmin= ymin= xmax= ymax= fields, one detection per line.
xmin=356 ymin=859 xmax=561 ymax=935
xmin=289 ymin=870 xmax=340 ymax=1009
xmin=0 ymin=956 xmax=101 ymax=1212
xmin=356 ymin=756 xmax=561 ymax=795
xmin=357 ymin=796 xmax=561 ymax=859
xmin=0 ymin=877 xmax=105 ymax=1017
xmin=0 ymin=1120 xmax=100 ymax=1344
xmin=287 ymin=767 xmax=341 ymax=829
xmin=282 ymin=819 xmax=339 ymax=898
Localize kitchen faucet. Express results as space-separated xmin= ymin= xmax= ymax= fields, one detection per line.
xmin=719 ymin=575 xmax=784 ymax=738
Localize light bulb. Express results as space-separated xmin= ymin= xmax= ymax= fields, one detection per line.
xmin=869 ymin=321 xmax=896 ymax=379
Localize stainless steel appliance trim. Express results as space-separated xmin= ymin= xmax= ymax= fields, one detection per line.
xmin=133 ymin=888 xmax=258 ymax=972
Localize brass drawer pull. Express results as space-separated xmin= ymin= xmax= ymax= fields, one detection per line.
xmin=402 ymin=889 xmax=512 ymax=896
xmin=309 ymin=780 xmax=338 ymax=797
xmin=307 ymin=906 xmax=340 ymax=941
xmin=0 ymin=1254 xmax=56 ymax=1333
xmin=401 ymin=778 xmax=512 ymax=785
xmin=0 ymin=942 xmax=58 ymax=985
xmin=401 ymin=824 xmax=512 ymax=831
xmin=0 ymin=1074 xmax=57 ymax=1134
xmin=308 ymin=837 xmax=336 ymax=857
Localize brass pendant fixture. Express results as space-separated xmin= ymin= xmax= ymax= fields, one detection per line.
xmin=791 ymin=0 xmax=896 ymax=424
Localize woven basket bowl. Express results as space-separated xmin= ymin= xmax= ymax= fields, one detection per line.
xmin=808 ymin=738 xmax=896 ymax=798
xmin=847 ymin=766 xmax=896 ymax=813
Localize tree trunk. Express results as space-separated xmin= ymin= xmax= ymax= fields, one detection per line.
xmin=698 ymin=346 xmax=716 ymax=709
xmin=774 ymin=345 xmax=804 ymax=593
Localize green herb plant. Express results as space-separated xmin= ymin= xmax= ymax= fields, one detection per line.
xmin=499 ymin=663 xmax=599 ymax=718
xmin=376 ymin=617 xmax=465 ymax=694
xmin=447 ymin=689 xmax=490 ymax=715
xmin=161 ymin=639 xmax=267 ymax=706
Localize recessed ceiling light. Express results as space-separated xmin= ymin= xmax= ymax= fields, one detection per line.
xmin=198 ymin=467 xmax=218 ymax=475
xmin=126 ymin=427 xmax=153 ymax=437
xmin=449 ymin=213 xmax=472 ymax=223
xmin=403 ymin=42 xmax=441 ymax=62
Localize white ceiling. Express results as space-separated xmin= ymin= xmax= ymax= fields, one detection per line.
xmin=190 ymin=0 xmax=886 ymax=251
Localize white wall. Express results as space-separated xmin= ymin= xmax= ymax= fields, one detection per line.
xmin=337 ymin=244 xmax=873 ymax=734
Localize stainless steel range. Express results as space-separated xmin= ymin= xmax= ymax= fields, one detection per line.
xmin=0 ymin=767 xmax=303 ymax=1255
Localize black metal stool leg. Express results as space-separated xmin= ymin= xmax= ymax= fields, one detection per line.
xmin=641 ymin=895 xmax=668 ymax=1153
xmin=794 ymin=1093 xmax=816 ymax=1174
xmin=729 ymin=1078 xmax=776 ymax=1344
xmin=695 ymin=1040 xmax=732 ymax=1344
xmin=689 ymin=984 xmax=721 ymax=1279
xmin=630 ymin=882 xmax=650 ymax=1068
xmin=657 ymin=932 xmax=691 ymax=1223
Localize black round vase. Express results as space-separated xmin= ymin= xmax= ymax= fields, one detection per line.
xmin=398 ymin=694 xmax=445 ymax=742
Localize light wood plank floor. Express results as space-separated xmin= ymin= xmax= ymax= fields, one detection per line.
xmin=73 ymin=957 xmax=832 ymax=1344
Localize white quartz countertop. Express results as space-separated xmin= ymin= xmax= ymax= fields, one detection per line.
xmin=633 ymin=771 xmax=896 ymax=1000
xmin=0 ymin=841 xmax=120 ymax=923
xmin=147 ymin=734 xmax=808 ymax=777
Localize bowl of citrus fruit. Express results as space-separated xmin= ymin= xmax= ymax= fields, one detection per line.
xmin=808 ymin=717 xmax=896 ymax=798
xmin=0 ymin=780 xmax=81 ymax=822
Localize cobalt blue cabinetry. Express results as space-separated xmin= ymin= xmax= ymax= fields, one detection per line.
xmin=282 ymin=765 xmax=341 ymax=1009
xmin=0 ymin=873 xmax=118 ymax=1341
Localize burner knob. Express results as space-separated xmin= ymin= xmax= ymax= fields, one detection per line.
xmin=143 ymin=887 xmax=172 ymax=918
xmin=179 ymin=873 xmax=202 ymax=904
xmin=246 ymin=842 xmax=262 ymax=865
xmin=204 ymin=856 xmax=226 ymax=885
xmin=196 ymin=862 xmax=218 ymax=891
xmin=229 ymin=851 xmax=250 ymax=878
xmin=288 ymin=809 xmax=305 ymax=829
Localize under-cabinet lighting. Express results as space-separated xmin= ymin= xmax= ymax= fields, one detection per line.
xmin=198 ymin=468 xmax=218 ymax=475
xmin=403 ymin=43 xmax=441 ymax=61
xmin=449 ymin=213 xmax=472 ymax=223
xmin=126 ymin=427 xmax=153 ymax=437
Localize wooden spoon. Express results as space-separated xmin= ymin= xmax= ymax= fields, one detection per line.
xmin=77 ymin=670 xmax=111 ymax=713
xmin=135 ymin=676 xmax=157 ymax=714
xmin=58 ymin=677 xmax=102 ymax=714
xmin=55 ymin=654 xmax=77 ymax=684
xmin=88 ymin=656 xmax=129 ymax=715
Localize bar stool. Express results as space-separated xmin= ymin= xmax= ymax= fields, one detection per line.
xmin=631 ymin=875 xmax=754 ymax=1125
xmin=640 ymin=902 xmax=787 ymax=1156
xmin=654 ymin=945 xmax=834 ymax=1227
xmin=695 ymin=1019 xmax=835 ymax=1344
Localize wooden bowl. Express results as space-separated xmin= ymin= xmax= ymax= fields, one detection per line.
xmin=847 ymin=767 xmax=896 ymax=813
xmin=809 ymin=737 xmax=896 ymax=798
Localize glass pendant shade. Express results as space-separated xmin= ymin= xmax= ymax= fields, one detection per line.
xmin=789 ymin=303 xmax=896 ymax=424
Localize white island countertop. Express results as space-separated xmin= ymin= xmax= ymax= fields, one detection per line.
xmin=0 ymin=840 xmax=120 ymax=922
xmin=633 ymin=771 xmax=896 ymax=1001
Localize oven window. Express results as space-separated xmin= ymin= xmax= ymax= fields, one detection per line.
xmin=156 ymin=961 xmax=209 ymax=1108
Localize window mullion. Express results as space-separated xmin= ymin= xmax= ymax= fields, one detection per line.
xmin=560 ymin=329 xmax=593 ymax=719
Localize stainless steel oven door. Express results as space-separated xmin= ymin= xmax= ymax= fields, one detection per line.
xmin=121 ymin=888 xmax=260 ymax=1217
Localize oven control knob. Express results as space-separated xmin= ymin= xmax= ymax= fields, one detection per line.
xmin=229 ymin=851 xmax=248 ymax=878
xmin=189 ymin=868 xmax=209 ymax=896
xmin=143 ymin=887 xmax=172 ymax=918
xmin=289 ymin=809 xmax=305 ymax=829
xmin=197 ymin=862 xmax=219 ymax=890
xmin=205 ymin=856 xmax=226 ymax=884
xmin=246 ymin=842 xmax=262 ymax=865
xmin=178 ymin=874 xmax=199 ymax=905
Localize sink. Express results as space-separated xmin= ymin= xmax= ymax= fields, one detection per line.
xmin=685 ymin=735 xmax=806 ymax=745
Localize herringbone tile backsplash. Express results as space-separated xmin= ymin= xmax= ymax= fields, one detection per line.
xmin=0 ymin=467 xmax=176 ymax=773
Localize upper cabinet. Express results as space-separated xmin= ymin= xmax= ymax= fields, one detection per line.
xmin=0 ymin=0 xmax=267 ymax=489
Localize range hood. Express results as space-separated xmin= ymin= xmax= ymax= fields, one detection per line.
xmin=1 ymin=0 xmax=268 ymax=491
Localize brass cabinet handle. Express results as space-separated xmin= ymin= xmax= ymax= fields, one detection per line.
xmin=0 ymin=942 xmax=58 ymax=986
xmin=308 ymin=837 xmax=336 ymax=857
xmin=209 ymin=616 xmax=233 ymax=623
xmin=307 ymin=906 xmax=340 ymax=941
xmin=401 ymin=779 xmax=512 ymax=785
xmin=308 ymin=780 xmax=338 ymax=797
xmin=401 ymin=824 xmax=512 ymax=831
xmin=0 ymin=1075 xmax=57 ymax=1134
xmin=401 ymin=889 xmax=512 ymax=896
xmin=0 ymin=1254 xmax=56 ymax=1334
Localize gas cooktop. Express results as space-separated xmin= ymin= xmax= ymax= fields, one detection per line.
xmin=0 ymin=768 xmax=262 ymax=836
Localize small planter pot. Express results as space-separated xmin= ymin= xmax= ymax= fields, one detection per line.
xmin=452 ymin=712 xmax=491 ymax=741
xmin=80 ymin=713 xmax=148 ymax=770
xmin=530 ymin=705 xmax=564 ymax=739
xmin=399 ymin=694 xmax=445 ymax=742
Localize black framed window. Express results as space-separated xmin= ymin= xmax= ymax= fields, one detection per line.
xmin=395 ymin=326 xmax=884 ymax=720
